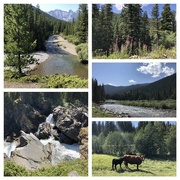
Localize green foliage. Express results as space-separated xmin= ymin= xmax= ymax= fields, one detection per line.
xmin=92 ymin=4 xmax=176 ymax=59
xmin=76 ymin=43 xmax=88 ymax=61
xmin=92 ymin=154 xmax=176 ymax=176
xmin=61 ymin=34 xmax=81 ymax=45
xmin=92 ymin=121 xmax=176 ymax=158
xmin=92 ymin=105 xmax=117 ymax=117
xmin=116 ymin=100 xmax=176 ymax=110
xmin=4 ymin=161 xmax=29 ymax=176
xmin=76 ymin=4 xmax=88 ymax=44
xmin=4 ymin=70 xmax=88 ymax=88
xmin=92 ymin=78 xmax=105 ymax=103
xmin=47 ymin=75 xmax=88 ymax=88
xmin=4 ymin=160 xmax=88 ymax=176
xmin=150 ymin=46 xmax=176 ymax=59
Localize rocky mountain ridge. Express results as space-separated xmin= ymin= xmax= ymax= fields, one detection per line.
xmin=47 ymin=9 xmax=78 ymax=22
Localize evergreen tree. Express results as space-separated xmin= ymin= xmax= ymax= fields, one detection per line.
xmin=76 ymin=4 xmax=88 ymax=43
xmin=103 ymin=4 xmax=113 ymax=56
xmin=120 ymin=4 xmax=142 ymax=55
xmin=151 ymin=4 xmax=160 ymax=46
xmin=4 ymin=4 xmax=37 ymax=75
xmin=161 ymin=4 xmax=173 ymax=31
xmin=92 ymin=4 xmax=101 ymax=53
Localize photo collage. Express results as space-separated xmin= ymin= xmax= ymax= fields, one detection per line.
xmin=2 ymin=1 xmax=178 ymax=178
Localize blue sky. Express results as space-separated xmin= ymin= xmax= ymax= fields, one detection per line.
xmin=113 ymin=4 xmax=176 ymax=17
xmin=92 ymin=62 xmax=176 ymax=86
xmin=32 ymin=4 xmax=79 ymax=12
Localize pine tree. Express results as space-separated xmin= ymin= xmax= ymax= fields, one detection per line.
xmin=141 ymin=11 xmax=151 ymax=51
xmin=76 ymin=4 xmax=88 ymax=43
xmin=120 ymin=4 xmax=142 ymax=55
xmin=92 ymin=4 xmax=101 ymax=52
xmin=161 ymin=4 xmax=173 ymax=31
xmin=151 ymin=4 xmax=160 ymax=46
xmin=102 ymin=4 xmax=113 ymax=56
xmin=4 ymin=4 xmax=37 ymax=75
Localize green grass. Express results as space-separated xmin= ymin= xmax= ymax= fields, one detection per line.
xmin=116 ymin=100 xmax=176 ymax=110
xmin=4 ymin=70 xmax=88 ymax=88
xmin=92 ymin=103 xmax=117 ymax=117
xmin=92 ymin=46 xmax=176 ymax=59
xmin=92 ymin=154 xmax=176 ymax=176
xmin=4 ymin=159 xmax=88 ymax=176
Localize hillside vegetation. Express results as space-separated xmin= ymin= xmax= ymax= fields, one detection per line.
xmin=4 ymin=4 xmax=88 ymax=87
xmin=4 ymin=160 xmax=88 ymax=176
xmin=92 ymin=73 xmax=176 ymax=105
xmin=92 ymin=4 xmax=176 ymax=59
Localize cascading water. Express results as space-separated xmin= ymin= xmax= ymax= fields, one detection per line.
xmin=39 ymin=113 xmax=80 ymax=164
xmin=4 ymin=113 xmax=80 ymax=165
xmin=4 ymin=141 xmax=18 ymax=158
xmin=45 ymin=113 xmax=55 ymax=127
xmin=40 ymin=136 xmax=80 ymax=165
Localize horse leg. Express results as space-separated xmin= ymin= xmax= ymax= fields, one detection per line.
xmin=137 ymin=164 xmax=139 ymax=170
xmin=115 ymin=164 xmax=117 ymax=171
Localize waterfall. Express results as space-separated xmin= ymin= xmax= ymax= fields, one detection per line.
xmin=4 ymin=113 xmax=80 ymax=164
xmin=40 ymin=136 xmax=80 ymax=165
xmin=45 ymin=113 xmax=55 ymax=127
xmin=4 ymin=141 xmax=18 ymax=158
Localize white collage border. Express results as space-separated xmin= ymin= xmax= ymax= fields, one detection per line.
xmin=0 ymin=0 xmax=179 ymax=179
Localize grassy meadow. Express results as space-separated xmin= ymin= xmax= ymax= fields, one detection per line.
xmin=92 ymin=154 xmax=176 ymax=176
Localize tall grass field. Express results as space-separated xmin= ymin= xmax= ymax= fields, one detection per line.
xmin=92 ymin=154 xmax=176 ymax=176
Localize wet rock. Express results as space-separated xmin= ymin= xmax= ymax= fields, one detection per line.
xmin=10 ymin=131 xmax=51 ymax=170
xmin=53 ymin=106 xmax=88 ymax=144
xmin=35 ymin=122 xmax=52 ymax=139
xmin=78 ymin=128 xmax=88 ymax=160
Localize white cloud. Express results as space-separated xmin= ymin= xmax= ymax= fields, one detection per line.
xmin=108 ymin=83 xmax=118 ymax=87
xmin=129 ymin=79 xmax=136 ymax=83
xmin=142 ymin=4 xmax=149 ymax=8
xmin=137 ymin=63 xmax=175 ymax=78
xmin=115 ymin=4 xmax=124 ymax=11
xmin=162 ymin=66 xmax=175 ymax=76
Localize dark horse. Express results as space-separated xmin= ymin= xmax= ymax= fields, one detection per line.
xmin=112 ymin=157 xmax=124 ymax=171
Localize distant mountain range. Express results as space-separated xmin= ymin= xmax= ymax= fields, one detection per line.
xmin=104 ymin=73 xmax=176 ymax=96
xmin=47 ymin=9 xmax=78 ymax=22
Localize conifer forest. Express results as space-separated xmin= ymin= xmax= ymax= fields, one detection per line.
xmin=92 ymin=4 xmax=176 ymax=59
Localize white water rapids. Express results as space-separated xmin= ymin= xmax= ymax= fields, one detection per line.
xmin=4 ymin=141 xmax=18 ymax=158
xmin=4 ymin=113 xmax=80 ymax=164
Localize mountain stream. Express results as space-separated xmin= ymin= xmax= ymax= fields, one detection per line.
xmin=4 ymin=113 xmax=80 ymax=163
xmin=100 ymin=104 xmax=176 ymax=117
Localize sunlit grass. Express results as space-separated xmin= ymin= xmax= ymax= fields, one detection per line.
xmin=92 ymin=154 xmax=176 ymax=176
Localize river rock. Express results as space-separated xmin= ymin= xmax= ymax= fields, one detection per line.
xmin=78 ymin=128 xmax=88 ymax=160
xmin=10 ymin=131 xmax=51 ymax=170
xmin=35 ymin=122 xmax=52 ymax=139
xmin=53 ymin=106 xmax=88 ymax=143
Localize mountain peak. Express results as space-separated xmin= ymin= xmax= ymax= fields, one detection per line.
xmin=47 ymin=9 xmax=78 ymax=22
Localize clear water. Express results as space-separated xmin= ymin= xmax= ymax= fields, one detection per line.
xmin=31 ymin=35 xmax=88 ymax=79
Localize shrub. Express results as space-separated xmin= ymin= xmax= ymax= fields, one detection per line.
xmin=76 ymin=43 xmax=88 ymax=61
xmin=47 ymin=75 xmax=88 ymax=88
xmin=4 ymin=161 xmax=29 ymax=176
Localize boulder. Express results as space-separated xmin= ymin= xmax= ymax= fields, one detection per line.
xmin=53 ymin=106 xmax=88 ymax=144
xmin=35 ymin=123 xmax=52 ymax=139
xmin=9 ymin=131 xmax=51 ymax=170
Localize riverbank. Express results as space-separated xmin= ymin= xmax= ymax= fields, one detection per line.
xmin=53 ymin=35 xmax=77 ymax=56
xmin=28 ymin=35 xmax=77 ymax=71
